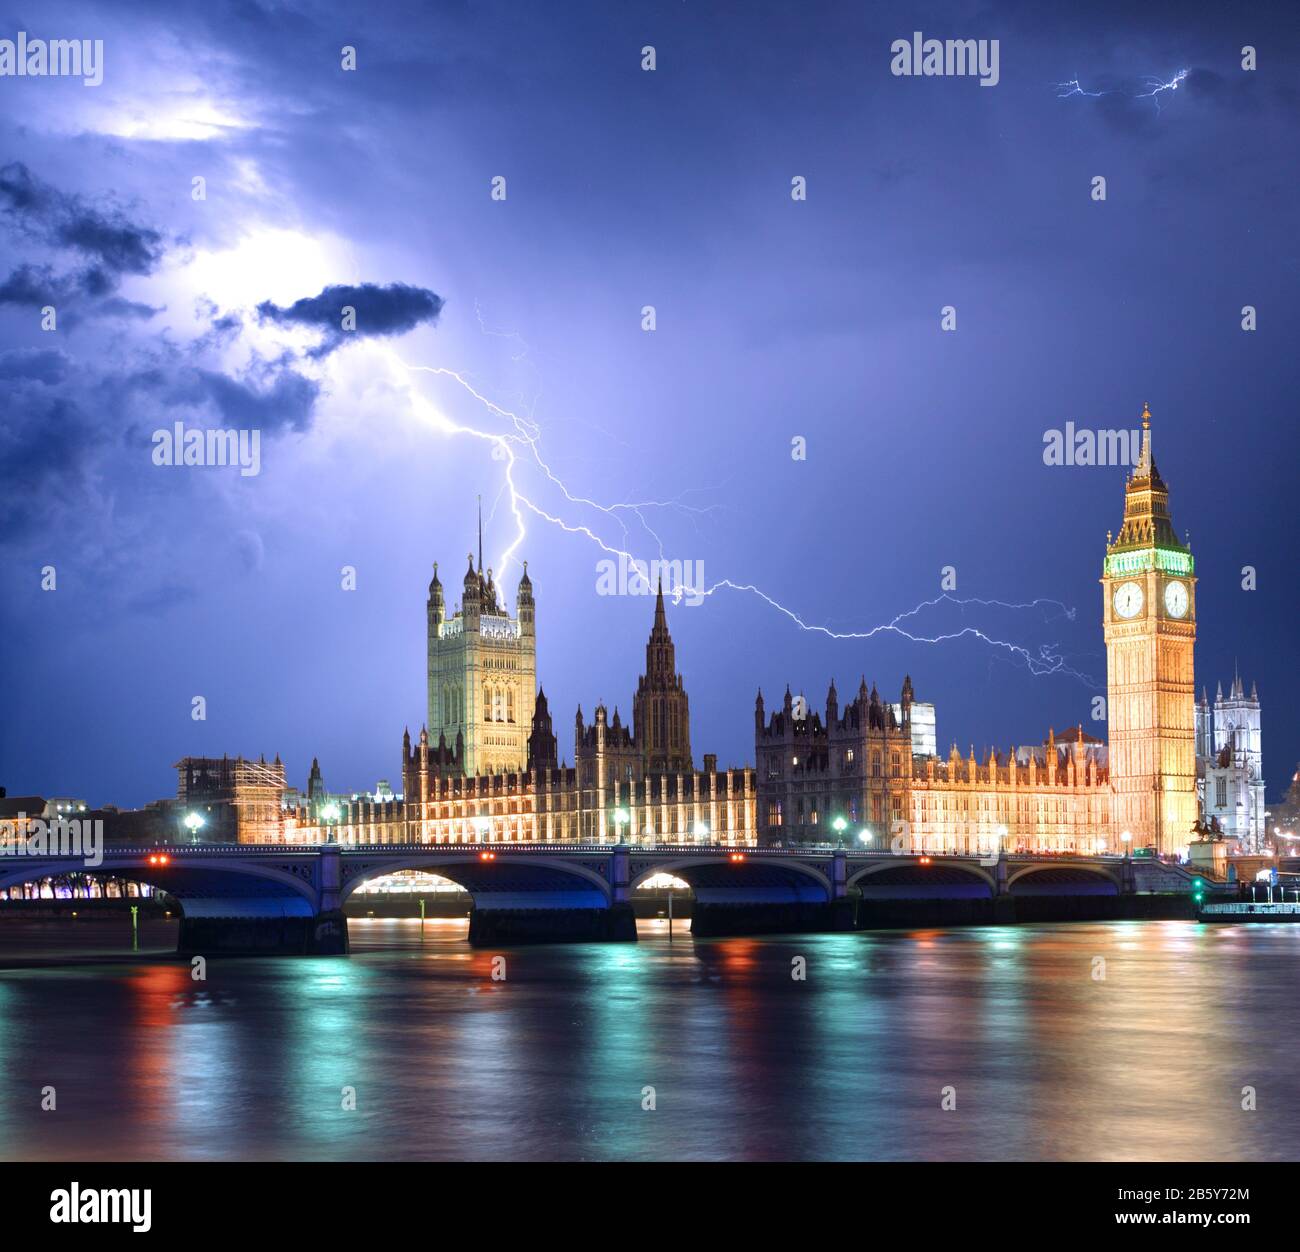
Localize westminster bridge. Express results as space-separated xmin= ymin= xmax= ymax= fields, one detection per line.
xmin=0 ymin=843 xmax=1202 ymax=952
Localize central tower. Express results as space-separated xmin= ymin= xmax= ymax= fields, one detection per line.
xmin=1101 ymin=404 xmax=1197 ymax=854
xmin=632 ymin=578 xmax=693 ymax=772
xmin=426 ymin=520 xmax=536 ymax=776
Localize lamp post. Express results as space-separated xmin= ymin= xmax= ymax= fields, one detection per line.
xmin=693 ymin=820 xmax=709 ymax=847
xmin=613 ymin=807 xmax=631 ymax=846
xmin=1121 ymin=830 xmax=1132 ymax=859
xmin=183 ymin=811 xmax=205 ymax=845
xmin=858 ymin=827 xmax=873 ymax=848
xmin=321 ymin=801 xmax=341 ymax=845
xmin=997 ymin=824 xmax=1008 ymax=859
xmin=832 ymin=815 xmax=848 ymax=848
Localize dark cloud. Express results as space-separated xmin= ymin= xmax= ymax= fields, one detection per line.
xmin=0 ymin=263 xmax=163 ymax=325
xmin=0 ymin=164 xmax=169 ymax=324
xmin=0 ymin=263 xmax=63 ymax=305
xmin=191 ymin=304 xmax=244 ymax=352
xmin=133 ymin=363 xmax=322 ymax=436
xmin=192 ymin=366 xmax=321 ymax=433
xmin=256 ymin=282 xmax=444 ymax=357
xmin=0 ymin=162 xmax=165 ymax=276
xmin=0 ymin=382 xmax=105 ymax=541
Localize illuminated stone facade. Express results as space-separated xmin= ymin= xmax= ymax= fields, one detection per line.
xmin=755 ymin=680 xmax=1113 ymax=852
xmin=1101 ymin=404 xmax=1198 ymax=854
xmin=755 ymin=679 xmax=918 ymax=843
xmin=426 ymin=544 xmax=536 ymax=777
xmin=1197 ymin=675 xmax=1266 ymax=850
xmin=280 ymin=582 xmax=756 ymax=846
xmin=905 ymin=729 xmax=1113 ymax=853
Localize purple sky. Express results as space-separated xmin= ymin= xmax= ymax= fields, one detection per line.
xmin=1 ymin=1 xmax=1297 ymax=809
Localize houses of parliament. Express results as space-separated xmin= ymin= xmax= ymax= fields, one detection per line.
xmin=275 ymin=406 xmax=1263 ymax=856
xmin=281 ymin=540 xmax=759 ymax=846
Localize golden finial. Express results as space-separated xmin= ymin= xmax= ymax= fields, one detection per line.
xmin=1141 ymin=402 xmax=1151 ymax=429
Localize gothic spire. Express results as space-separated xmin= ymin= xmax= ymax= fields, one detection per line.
xmin=1108 ymin=402 xmax=1185 ymax=557
xmin=1134 ymin=401 xmax=1155 ymax=478
xmin=634 ymin=571 xmax=693 ymax=772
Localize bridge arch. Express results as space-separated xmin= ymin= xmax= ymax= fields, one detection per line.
xmin=848 ymin=858 xmax=996 ymax=897
xmin=340 ymin=853 xmax=614 ymax=909
xmin=629 ymin=855 xmax=831 ymax=904
xmin=1005 ymin=862 xmax=1121 ymax=895
xmin=0 ymin=855 xmax=321 ymax=916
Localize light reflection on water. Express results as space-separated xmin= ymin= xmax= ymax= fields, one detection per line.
xmin=1 ymin=917 xmax=1298 ymax=1161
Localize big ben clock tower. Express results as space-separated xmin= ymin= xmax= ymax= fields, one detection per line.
xmin=1102 ymin=404 xmax=1198 ymax=855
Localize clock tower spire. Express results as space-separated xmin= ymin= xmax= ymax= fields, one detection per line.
xmin=1102 ymin=404 xmax=1198 ymax=854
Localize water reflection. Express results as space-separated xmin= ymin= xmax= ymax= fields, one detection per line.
xmin=1 ymin=918 xmax=1298 ymax=1161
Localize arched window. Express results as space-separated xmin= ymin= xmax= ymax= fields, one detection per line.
xmin=507 ymin=688 xmax=515 ymax=723
xmin=483 ymin=682 xmax=491 ymax=721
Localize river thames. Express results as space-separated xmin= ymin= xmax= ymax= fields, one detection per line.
xmin=1 ymin=918 xmax=1297 ymax=1161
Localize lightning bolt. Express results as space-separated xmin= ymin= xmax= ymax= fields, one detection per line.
xmin=1055 ymin=68 xmax=1190 ymax=112
xmin=387 ymin=348 xmax=1099 ymax=687
xmin=1137 ymin=68 xmax=1190 ymax=110
xmin=1055 ymin=79 xmax=1106 ymax=100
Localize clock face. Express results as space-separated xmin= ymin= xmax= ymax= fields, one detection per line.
xmin=1113 ymin=581 xmax=1144 ymax=619
xmin=1164 ymin=580 xmax=1189 ymax=619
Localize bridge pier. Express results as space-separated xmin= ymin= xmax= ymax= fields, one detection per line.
xmin=314 ymin=847 xmax=349 ymax=954
xmin=177 ymin=908 xmax=349 ymax=956
xmin=176 ymin=846 xmax=349 ymax=955
xmin=830 ymin=848 xmax=848 ymax=899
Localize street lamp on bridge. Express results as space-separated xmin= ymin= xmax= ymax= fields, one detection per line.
xmin=321 ymin=802 xmax=341 ymax=845
xmin=832 ymin=815 xmax=848 ymax=847
xmin=183 ymin=811 xmax=205 ymax=844
xmin=612 ymin=808 xmax=631 ymax=845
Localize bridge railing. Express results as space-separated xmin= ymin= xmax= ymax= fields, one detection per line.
xmin=83 ymin=843 xmax=1134 ymax=862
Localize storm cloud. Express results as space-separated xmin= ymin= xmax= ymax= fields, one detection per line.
xmin=0 ymin=162 xmax=165 ymax=277
xmin=256 ymin=282 xmax=444 ymax=357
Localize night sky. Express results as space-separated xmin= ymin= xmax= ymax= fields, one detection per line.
xmin=1 ymin=1 xmax=1296 ymax=810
